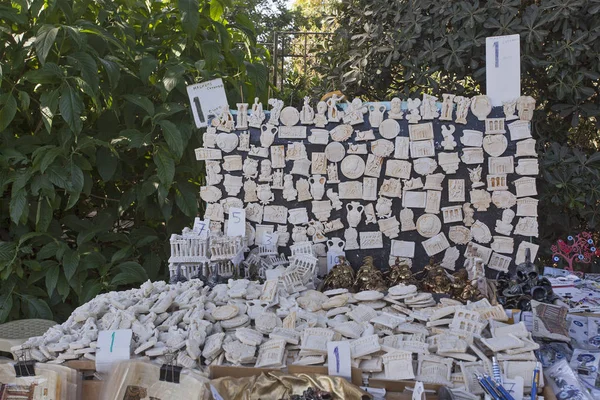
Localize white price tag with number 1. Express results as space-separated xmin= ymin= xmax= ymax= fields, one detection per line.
xmin=486 ymin=34 xmax=520 ymax=106
xmin=227 ymin=208 xmax=246 ymax=237
xmin=95 ymin=329 xmax=132 ymax=374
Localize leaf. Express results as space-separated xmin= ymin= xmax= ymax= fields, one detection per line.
xmin=45 ymin=263 xmax=60 ymax=295
xmin=178 ymin=0 xmax=200 ymax=37
xmin=123 ymin=94 xmax=155 ymax=116
xmin=143 ymin=253 xmax=161 ymax=281
xmin=111 ymin=261 xmax=148 ymax=286
xmin=59 ymin=83 xmax=83 ymax=133
xmin=175 ymin=182 xmax=198 ymax=217
xmin=10 ymin=189 xmax=27 ymax=224
xmin=162 ymin=65 xmax=185 ymax=93
xmin=39 ymin=147 xmax=62 ymax=173
xmin=153 ymin=147 xmax=175 ymax=185
xmin=99 ymin=58 xmax=120 ymax=89
xmin=35 ymin=25 xmax=60 ymax=64
xmin=245 ymin=62 xmax=268 ymax=92
xmin=139 ymin=56 xmax=158 ymax=83
xmin=159 ymin=120 xmax=184 ymax=158
xmin=62 ymin=249 xmax=79 ymax=280
xmin=96 ymin=146 xmax=118 ymax=181
xmin=80 ymin=281 xmax=103 ymax=304
xmin=111 ymin=245 xmax=132 ymax=263
xmin=57 ymin=274 xmax=70 ymax=301
xmin=0 ymin=94 xmax=17 ymax=132
xmin=40 ymin=89 xmax=60 ymax=133
xmin=210 ymin=0 xmax=224 ymax=20
xmin=0 ymin=242 xmax=16 ymax=261
xmin=0 ymin=294 xmax=13 ymax=323
xmin=21 ymin=294 xmax=53 ymax=320
xmin=36 ymin=196 xmax=53 ymax=232
xmin=69 ymin=52 xmax=99 ymax=92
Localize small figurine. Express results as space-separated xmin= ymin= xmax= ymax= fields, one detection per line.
xmin=388 ymin=97 xmax=404 ymax=119
xmin=441 ymin=125 xmax=457 ymax=150
xmin=420 ymin=94 xmax=439 ymax=120
xmin=495 ymin=209 xmax=515 ymax=236
xmin=326 ymin=188 xmax=342 ymax=210
xmin=463 ymin=202 xmax=475 ymax=226
xmin=418 ymin=258 xmax=452 ymax=294
xmin=326 ymin=93 xmax=344 ymax=122
xmin=354 ymin=256 xmax=387 ymax=292
xmin=327 ymin=162 xmax=340 ymax=184
xmin=454 ymin=96 xmax=471 ymax=124
xmin=468 ymin=166 xmax=485 ymax=188
xmin=386 ymin=257 xmax=417 ymax=287
xmin=258 ymin=159 xmax=272 ymax=182
xmin=314 ymin=101 xmax=328 ymax=128
xmin=300 ymin=96 xmax=315 ymax=125
xmin=439 ymin=94 xmax=455 ymax=121
xmin=267 ymin=98 xmax=284 ymax=125
xmin=343 ymin=98 xmax=366 ymax=125
xmin=235 ymin=103 xmax=248 ymax=130
xmin=451 ymin=269 xmax=481 ymax=302
xmin=502 ymin=99 xmax=518 ymax=121
xmin=405 ymin=98 xmax=422 ymax=124
xmin=248 ymin=97 xmax=265 ymax=128
xmin=283 ymin=175 xmax=297 ymax=201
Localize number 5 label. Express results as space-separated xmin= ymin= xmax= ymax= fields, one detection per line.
xmin=226 ymin=208 xmax=246 ymax=237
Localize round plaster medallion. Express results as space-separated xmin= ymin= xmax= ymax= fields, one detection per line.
xmin=379 ymin=118 xmax=401 ymax=139
xmin=388 ymin=284 xmax=417 ymax=296
xmin=470 ymin=95 xmax=492 ymax=121
xmin=340 ymin=155 xmax=366 ymax=179
xmin=448 ymin=226 xmax=472 ymax=245
xmin=280 ymin=106 xmax=300 ymax=126
xmin=330 ymin=124 xmax=353 ymax=142
xmin=200 ymin=186 xmax=223 ymax=203
xmin=325 ymin=142 xmax=346 ymax=162
xmin=416 ymin=214 xmax=442 ymax=238
xmin=220 ymin=313 xmax=250 ymax=329
xmin=216 ymin=132 xmax=239 ymax=153
xmin=491 ymin=190 xmax=517 ymax=209
xmin=212 ymin=305 xmax=239 ymax=321
xmin=371 ymin=139 xmax=395 ymax=158
xmin=354 ymin=290 xmax=385 ymax=301
xmin=483 ymin=135 xmax=508 ymax=157
xmin=255 ymin=312 xmax=279 ymax=334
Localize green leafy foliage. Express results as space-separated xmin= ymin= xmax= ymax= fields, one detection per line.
xmin=0 ymin=0 xmax=269 ymax=323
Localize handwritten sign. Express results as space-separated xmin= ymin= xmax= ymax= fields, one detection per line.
xmin=327 ymin=251 xmax=345 ymax=272
xmin=95 ymin=329 xmax=132 ymax=374
xmin=327 ymin=341 xmax=351 ymax=380
xmin=412 ymin=381 xmax=425 ymax=400
xmin=486 ymin=34 xmax=520 ymax=106
xmin=192 ymin=217 xmax=210 ymax=239
xmin=186 ymin=78 xmax=228 ymax=128
xmin=226 ymin=208 xmax=246 ymax=237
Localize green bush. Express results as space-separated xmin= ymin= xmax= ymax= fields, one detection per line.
xmin=0 ymin=0 xmax=269 ymax=323
xmin=321 ymin=0 xmax=600 ymax=264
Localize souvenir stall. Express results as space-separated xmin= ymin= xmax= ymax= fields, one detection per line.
xmin=7 ymin=93 xmax=595 ymax=400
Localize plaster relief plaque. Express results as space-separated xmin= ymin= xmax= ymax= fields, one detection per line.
xmin=448 ymin=226 xmax=472 ymax=245
xmin=442 ymin=246 xmax=460 ymax=270
xmin=495 ymin=209 xmax=515 ymax=236
xmin=360 ymin=231 xmax=384 ymax=249
xmin=424 ymin=173 xmax=445 ymax=191
xmin=379 ymin=118 xmax=401 ymax=139
xmin=363 ymin=177 xmax=378 ymax=201
xmin=416 ymin=214 xmax=442 ymax=238
xmin=327 ymin=163 xmax=340 ymax=184
xmin=323 ymin=218 xmax=344 ymax=234
xmin=283 ymin=175 xmax=297 ymax=201
xmin=514 ymin=217 xmax=539 ymax=237
xmin=312 ymin=200 xmax=333 ymax=222
xmin=406 ymin=98 xmax=422 ymax=124
xmin=386 ymin=160 xmax=412 ymax=179
xmin=515 ymin=159 xmax=539 ymax=176
xmin=325 ymin=142 xmax=345 ymax=163
xmin=355 ymin=129 xmax=376 ymax=141
xmin=461 ymin=148 xmax=484 ymax=164
xmin=485 ymin=118 xmax=506 ymax=134
xmin=422 ymin=232 xmax=450 ymax=256
xmin=391 ymin=240 xmax=416 ymax=258
xmin=380 ymin=178 xmax=402 ymax=198
xmin=330 ymin=124 xmax=353 ymax=142
xmin=200 ymin=186 xmax=222 ymax=203
xmin=291 ymin=158 xmax=311 ymax=177
xmin=264 ymin=205 xmax=288 ymax=224
xmin=245 ymin=203 xmax=264 ymax=223
xmin=491 ymin=236 xmax=514 ymax=254
xmin=223 ymin=175 xmax=243 ymax=196
xmin=195 ymin=147 xmax=222 ymax=160
xmin=394 ymin=137 xmax=410 ymax=159
xmin=471 ymin=220 xmax=492 ymax=244
xmin=216 ymin=132 xmax=239 ymax=153
xmin=256 ymin=183 xmax=275 ymax=205
xmin=409 ymin=123 xmax=434 ymax=141
xmin=508 ymin=120 xmax=531 ymax=141
xmin=425 ymin=190 xmax=442 ymax=214
xmin=296 ymin=178 xmax=312 ymax=202
xmin=448 ymin=179 xmax=465 ymax=202
xmin=464 ymin=242 xmax=492 ymax=264
xmin=364 ymin=154 xmax=383 ymax=177
xmin=288 ymin=208 xmax=309 ymax=225
xmin=470 ymin=95 xmax=492 ymax=120
xmin=516 ymin=242 xmax=539 ymax=264
xmin=364 ymin=203 xmax=377 ymax=224
xmin=286 ymin=142 xmax=308 ymax=161
xmin=514 ymin=177 xmax=537 ymax=197
xmin=461 ymin=130 xmax=483 ymax=147
xmin=341 ymin=155 xmax=366 ymax=179
xmin=248 ymin=145 xmax=269 ymax=158
xmin=338 ymin=181 xmax=363 ymax=199
xmin=271 ymin=145 xmax=286 ymax=169
xmin=410 ymin=139 xmax=435 ymax=158
xmin=311 ymin=152 xmax=327 ymax=175
xmin=488 ymin=156 xmax=515 ymax=174
xmin=221 ymin=197 xmax=244 ymax=213
xmin=469 ymin=189 xmax=492 ymax=211
xmin=378 ymin=217 xmax=400 ymax=239
xmin=308 ymin=129 xmax=329 ymax=145
xmin=491 ymin=190 xmax=517 ymax=209
xmin=486 ymin=174 xmax=508 ymax=191
xmin=440 ymin=94 xmax=455 ymax=121
xmin=398 ymin=208 xmax=415 ymax=232
xmin=344 ymin=227 xmax=359 ymax=250
xmin=244 ymin=180 xmax=259 ymax=202
xmin=517 ymin=197 xmax=538 ymax=217
xmin=438 ymin=152 xmax=460 ymax=174
xmin=238 ymin=132 xmax=250 ymax=152
xmin=441 ymin=125 xmax=457 ymax=150
xmin=205 ymin=203 xmax=224 ymax=222
xmin=488 ymin=253 xmax=511 ymax=273
xmin=413 ymin=158 xmax=438 ymax=175
xmin=206 ymin=161 xmax=223 ymax=185
xmin=483 ymin=135 xmax=508 ymax=157
xmin=371 ymin=139 xmax=395 ymax=157
xmin=516 ymin=138 xmax=537 ymax=158
xmin=441 ymin=206 xmax=463 ymax=224
xmin=389 ymin=97 xmax=404 ymax=119
xmin=280 ymin=106 xmax=300 ymax=126
xmin=402 ymin=191 xmax=426 ymax=208
xmin=272 ymin=170 xmax=284 ymax=189
xmin=404 ymin=177 xmax=424 ymax=191
xmin=279 ymin=126 xmax=307 ymax=140
xmin=222 ymin=155 xmax=242 ymax=171
xmin=348 ymin=143 xmax=368 ymax=154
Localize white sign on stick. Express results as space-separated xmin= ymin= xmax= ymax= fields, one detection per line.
xmin=486 ymin=34 xmax=520 ymax=106
xmin=327 ymin=341 xmax=352 ymax=380
xmin=192 ymin=217 xmax=210 ymax=239
xmin=186 ymin=78 xmax=229 ymax=128
xmin=327 ymin=251 xmax=345 ymax=272
xmin=95 ymin=329 xmax=132 ymax=374
xmin=226 ymin=208 xmax=246 ymax=237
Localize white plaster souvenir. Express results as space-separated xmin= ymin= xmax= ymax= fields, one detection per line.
xmin=223 ymin=155 xmax=243 ymax=172
xmin=342 ymin=98 xmax=366 ymax=125
xmin=492 ymin=190 xmax=517 ymax=209
xmin=371 ymin=139 xmax=395 ymax=158
xmin=503 ymin=99 xmax=518 ymax=120
xmin=364 ymin=154 xmax=383 ymax=177
xmin=468 ymin=166 xmax=484 ymax=188
xmin=286 ymin=142 xmax=308 ymax=161
xmin=413 ymin=158 xmax=438 ymax=175
xmin=489 ymin=156 xmax=514 ymax=174
xmin=327 ymin=163 xmax=340 ymax=184
xmin=470 ymin=95 xmax=492 ymax=120
xmin=324 ymin=142 xmax=345 ymax=162
xmin=259 ymin=124 xmax=276 ymax=148
xmin=264 ymin=205 xmax=288 ymax=224
xmin=257 ymin=184 xmax=275 ymax=205
xmin=355 ymin=129 xmax=375 ymax=141
xmin=406 ymin=98 xmax=422 ymax=123
xmin=410 ymin=139 xmax=435 ymax=158
xmin=491 ymin=236 xmax=514 ymax=254
xmin=338 ymin=181 xmax=363 ymax=199
xmin=488 ymin=253 xmax=512 ymax=273
xmin=514 ymin=217 xmax=539 ymax=237
xmin=243 ymin=158 xmax=259 ymax=179
xmin=279 ymin=125 xmax=307 ymax=139
xmin=283 ymin=175 xmax=297 ymax=201
xmin=288 ymin=208 xmax=309 ymax=225
xmin=221 ymin=197 xmax=244 ymax=213
xmin=389 ymin=97 xmax=404 ymax=119
xmin=344 ymin=227 xmax=359 ymax=250
xmin=235 ymin=103 xmax=249 ymax=130
xmin=449 ymin=226 xmax=471 ymax=245
xmin=280 ymin=106 xmax=300 ymax=127
xmin=390 ymin=240 xmax=415 ymax=258
xmin=416 ymin=214 xmax=442 ymax=238
xmin=314 ymin=101 xmax=328 ymax=128
xmin=486 ymin=174 xmax=508 ymax=191
xmin=330 ymin=124 xmax=353 ymax=142
xmin=364 ymin=203 xmax=376 ymax=224
xmin=483 ymin=134 xmax=508 ymax=157
xmin=439 ymin=125 xmax=456 ymax=151
xmin=347 ymin=143 xmax=368 ymax=155
xmin=366 ymin=102 xmax=385 ymax=128
xmin=404 ymin=177 xmax=424 ymax=191
xmin=246 ymin=203 xmax=264 ymax=223
xmin=267 ymin=98 xmax=284 ymax=125
xmin=424 ymin=173 xmax=445 ymax=191
xmin=323 ymin=218 xmax=344 ymax=233
xmin=258 ymin=159 xmax=273 ymax=182
xmin=485 ymin=118 xmax=506 ymax=135
xmin=471 ymin=220 xmax=492 ymax=243
xmin=517 ymin=96 xmax=536 ymax=121
xmin=378 ymin=216 xmax=400 ymax=239
xmin=267 ymin=147 xmax=284 ymax=170
xmin=400 ymin=208 xmax=416 ymax=231
xmin=425 ymin=190 xmax=442 ymax=214
xmin=515 ymin=158 xmax=539 ymax=176
xmin=309 ymin=175 xmax=326 ymax=200
xmin=249 ymin=98 xmax=266 ymax=128
xmin=363 ymin=177 xmax=378 ymax=201
xmin=310 ymin=152 xmax=327 ymax=175
xmin=513 ymin=177 xmax=537 ymax=197
xmin=340 ymin=155 xmax=366 ymax=179
xmin=296 ymin=178 xmax=312 ymax=202
xmin=441 ymin=205 xmax=463 ymax=224
xmin=454 ymin=96 xmax=471 ymax=124
xmin=375 ymin=197 xmax=393 ymax=218
xmin=386 ymin=160 xmax=412 ymax=179
xmin=311 ymin=200 xmax=332 ymax=222
xmin=422 ymin=232 xmax=450 ymax=256
xmin=508 ymin=120 xmax=531 ymax=141
xmin=448 ymin=179 xmax=465 ymax=202
xmin=516 ymin=138 xmax=537 ymax=158
xmin=206 ymin=161 xmax=223 ymax=185
xmin=379 ymin=178 xmax=402 ymax=198
xmin=214 ymin=106 xmax=235 ymax=132
xmin=378 ymin=119 xmax=400 ymax=139
xmin=326 ymin=93 xmax=344 ymax=122
xmin=463 ymin=202 xmax=475 ymax=226
xmin=195 ymin=147 xmax=222 ymax=160
xmin=244 ymin=180 xmax=259 ymax=202
xmin=224 ymin=174 xmax=243 ymax=196
xmin=440 ymin=94 xmax=455 ymax=121
xmin=248 ymin=145 xmax=269 ymax=158
xmin=441 ymin=247 xmax=460 ymax=271
xmin=200 ymin=186 xmax=222 ymax=203
xmin=402 ymin=191 xmax=426 ymax=208
xmin=344 ymin=201 xmax=364 ymax=228
xmin=308 ymin=129 xmax=329 ymax=145
xmin=291 ymin=226 xmax=308 ymax=243
xmin=204 ymin=126 xmax=218 ymax=148
xmin=495 ymin=209 xmax=515 ymax=236
xmin=300 ymin=96 xmax=315 ymax=125
xmin=216 ymin=132 xmax=239 ymax=153
xmin=470 ymin=189 xmax=491 ymax=211
xmin=516 ymin=242 xmax=539 ymax=264
xmin=461 ymin=147 xmax=484 ymax=164
xmin=360 ymin=231 xmax=384 ymax=249
xmin=420 ymin=94 xmax=439 ymax=120
xmin=516 ymin=197 xmax=538 ymax=217
xmin=461 ymin=130 xmax=483 ymax=147
xmin=409 ymin=122 xmax=434 ymax=142
xmin=276 ymin=224 xmax=289 ymax=247
xmin=394 ymin=137 xmax=410 ymax=159
xmin=237 ymin=131 xmax=250 ymax=152
xmin=205 ymin=202 xmax=224 ymax=222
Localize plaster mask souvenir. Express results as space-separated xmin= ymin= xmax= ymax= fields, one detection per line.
xmin=368 ymin=103 xmax=386 ymax=128
xmin=379 ymin=178 xmax=402 ymax=198
xmin=314 ymin=101 xmax=328 ymax=128
xmin=461 ymin=148 xmax=484 ymax=164
xmin=200 ymin=185 xmax=222 ymax=203
xmin=440 ymin=94 xmax=455 ymax=121
xmin=485 ymin=118 xmax=506 ymax=134
xmin=371 ymin=139 xmax=395 ymax=157
xmin=491 ymin=236 xmax=514 ymax=254
xmin=338 ymin=181 xmax=363 ymax=199
xmin=402 ymin=191 xmax=426 ymax=208
xmin=280 ymin=106 xmax=300 ymax=127
xmin=344 ymin=98 xmax=367 ymax=125
xmin=360 ymin=231 xmax=384 ymax=250
xmin=515 ymin=159 xmax=539 ymax=176
xmin=394 ymin=137 xmax=410 ymax=159
xmin=516 ymin=138 xmax=537 ymax=158
xmin=286 ymin=142 xmax=307 ymax=161
xmin=272 ymin=169 xmax=284 ymax=189
xmin=463 ymin=202 xmax=475 ymax=226
xmin=249 ymin=97 xmax=266 ymax=128
xmin=257 ymin=184 xmax=275 ymax=205
xmin=420 ymin=94 xmax=439 ymax=120
xmin=406 ymin=98 xmax=422 ymax=124
xmin=288 ymin=208 xmax=309 ymax=225
xmin=508 ymin=120 xmax=531 ymax=141
xmin=438 ymin=152 xmax=460 ymax=174
xmin=471 ymin=220 xmax=492 ymax=244
xmin=363 ymin=177 xmax=378 ymax=201
xmin=470 ymin=189 xmax=492 ymax=211
xmin=448 ymin=179 xmax=465 ymax=202
xmin=258 ymin=159 xmax=273 ymax=182
xmin=386 ymin=160 xmax=412 ymax=179
xmin=327 ymin=162 xmax=340 ymax=184
xmin=410 ymin=139 xmax=435 ymax=158
xmin=291 ymin=158 xmax=311 ymax=177
xmin=330 ymin=124 xmax=353 ymax=142
xmin=514 ymin=217 xmax=539 ymax=237
xmin=486 ymin=174 xmax=508 ymax=191
xmin=308 ymin=129 xmax=329 ymax=145
xmin=470 ymin=95 xmax=492 ymax=120
xmin=503 ymin=99 xmax=518 ymax=120
xmin=441 ymin=125 xmax=457 ymax=150
xmin=461 ymin=130 xmax=483 ymax=147
xmin=416 ymin=214 xmax=442 ymax=238
xmin=341 ymin=155 xmax=366 ymax=179
xmin=264 ymin=205 xmax=288 ymax=224
xmin=400 ymin=208 xmax=416 ymax=232
xmin=422 ymin=232 xmax=450 ymax=256
xmin=413 ymin=158 xmax=438 ymax=176
xmin=346 ymin=202 xmax=364 ymax=228
xmin=300 ymin=96 xmax=315 ymax=124
xmin=267 ymin=98 xmax=284 ymax=125
xmin=283 ymin=175 xmax=297 ymax=201
xmin=327 ymin=189 xmax=342 ymax=210
xmin=379 ymin=118 xmax=401 ymax=139
xmin=454 ymin=96 xmax=471 ymax=124
xmin=441 ymin=205 xmax=463 ymax=224
xmin=203 ymin=126 xmax=218 ymax=148
xmin=348 ymin=143 xmax=368 ymax=154
xmin=425 ymin=190 xmax=442 ymax=214
xmin=235 ymin=103 xmax=249 ymax=130
xmin=248 ymin=145 xmax=269 ymax=158
xmin=483 ymin=134 xmax=508 ymax=157
xmin=324 ymin=142 xmax=345 ymax=163
xmin=344 ymin=227 xmax=360 ymax=250
xmin=376 ymin=197 xmax=393 ymax=218
xmin=355 ymin=129 xmax=376 ymax=142
xmin=216 ymin=132 xmax=239 ymax=153
xmin=224 ymin=174 xmax=243 ymax=196
xmin=311 ymin=152 xmax=327 ymax=175
xmin=364 ymin=154 xmax=383 ymax=177
xmin=516 ymin=96 xmax=536 ymax=121
xmin=244 ymin=180 xmax=259 ymax=202
xmin=309 ymin=175 xmax=326 ymax=200
xmin=296 ymin=178 xmax=312 ymax=202
xmin=206 ymin=161 xmax=223 ymax=185
xmin=389 ymin=97 xmax=404 ymax=119
xmin=364 ymin=203 xmax=377 ymax=224
xmin=449 ymin=226 xmax=471 ymax=245
xmin=409 ymin=122 xmax=434 ymax=141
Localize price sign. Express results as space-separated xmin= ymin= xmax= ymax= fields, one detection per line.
xmin=192 ymin=217 xmax=210 ymax=239
xmin=327 ymin=251 xmax=345 ymax=272
xmin=327 ymin=341 xmax=351 ymax=380
xmin=226 ymin=208 xmax=246 ymax=237
xmin=412 ymin=381 xmax=425 ymax=400
xmin=486 ymin=34 xmax=520 ymax=106
xmin=260 ymin=232 xmax=279 ymax=246
xmin=95 ymin=329 xmax=132 ymax=374
xmin=186 ymin=78 xmax=229 ymax=128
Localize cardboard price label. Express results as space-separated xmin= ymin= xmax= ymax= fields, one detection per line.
xmin=486 ymin=34 xmax=520 ymax=106
xmin=327 ymin=251 xmax=345 ymax=272
xmin=327 ymin=341 xmax=352 ymax=380
xmin=226 ymin=208 xmax=246 ymax=237
xmin=186 ymin=78 xmax=229 ymax=128
xmin=193 ymin=217 xmax=210 ymax=239
xmin=95 ymin=329 xmax=132 ymax=374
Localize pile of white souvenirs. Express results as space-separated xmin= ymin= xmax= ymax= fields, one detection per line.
xmin=15 ymin=278 xmax=542 ymax=396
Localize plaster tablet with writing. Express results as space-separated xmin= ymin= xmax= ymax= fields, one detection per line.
xmin=186 ymin=78 xmax=229 ymax=128
xmin=486 ymin=34 xmax=520 ymax=106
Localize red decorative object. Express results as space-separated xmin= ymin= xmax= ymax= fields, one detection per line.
xmin=551 ymin=231 xmax=598 ymax=271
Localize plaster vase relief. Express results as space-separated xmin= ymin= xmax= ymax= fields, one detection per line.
xmin=195 ymin=94 xmax=538 ymax=275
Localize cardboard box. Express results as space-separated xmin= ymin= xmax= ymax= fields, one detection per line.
xmin=65 ymin=360 xmax=103 ymax=400
xmin=209 ymin=365 xmax=282 ymax=379
xmin=287 ymin=365 xmax=363 ymax=387
xmin=368 ymin=379 xmax=441 ymax=400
